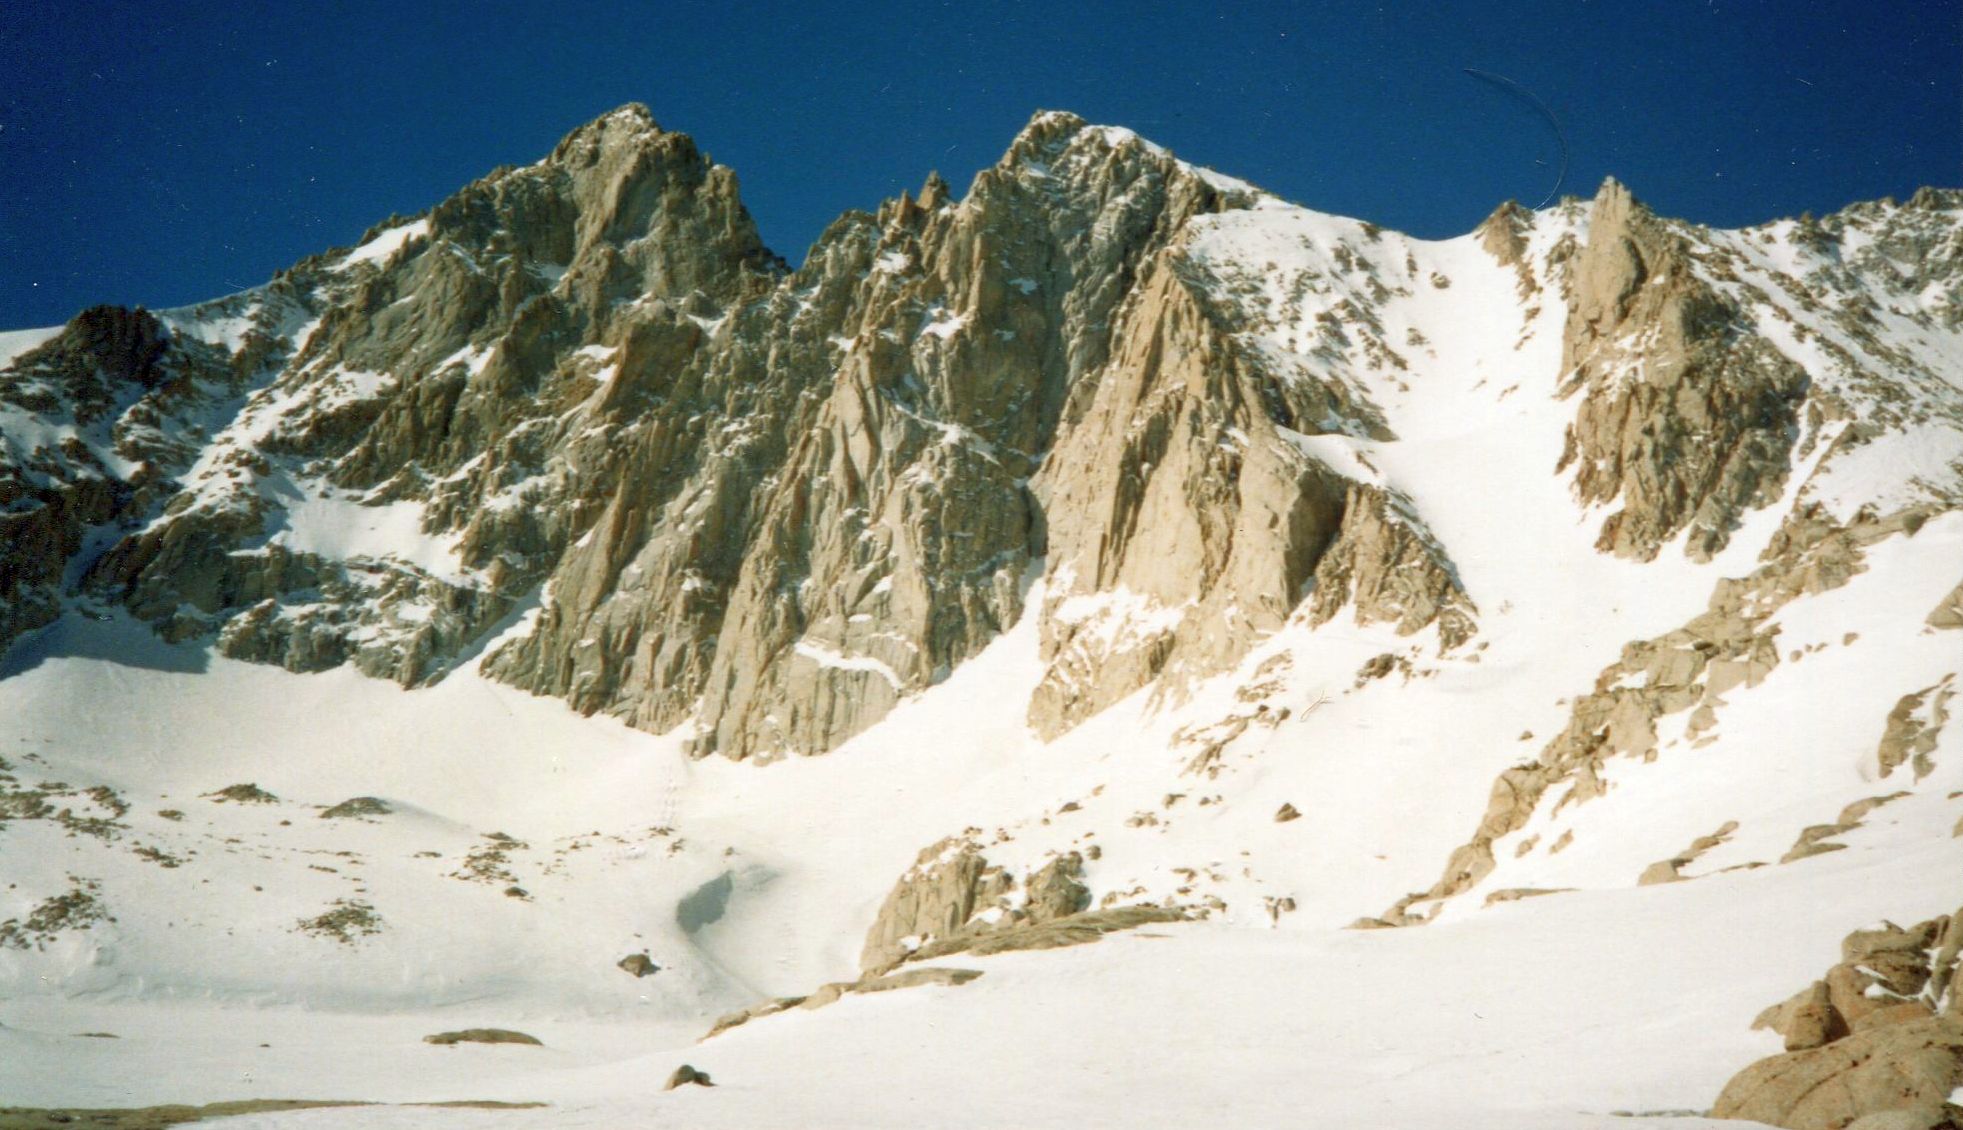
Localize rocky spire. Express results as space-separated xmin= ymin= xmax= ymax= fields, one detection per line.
xmin=1554 ymin=175 xmax=1809 ymax=561
xmin=918 ymin=170 xmax=952 ymax=210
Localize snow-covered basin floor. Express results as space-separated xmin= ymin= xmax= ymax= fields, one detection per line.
xmin=5 ymin=832 xmax=1954 ymax=1128
xmin=2 ymin=544 xmax=1958 ymax=1125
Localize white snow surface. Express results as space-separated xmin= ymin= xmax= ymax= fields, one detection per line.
xmin=335 ymin=220 xmax=430 ymax=272
xmin=791 ymin=639 xmax=905 ymax=690
xmin=1 ymin=525 xmax=1957 ymax=1127
xmin=0 ymin=324 xmax=61 ymax=368
xmin=264 ymin=491 xmax=470 ymax=583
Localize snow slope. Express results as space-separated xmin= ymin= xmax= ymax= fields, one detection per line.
xmin=1 ymin=519 xmax=1958 ymax=1126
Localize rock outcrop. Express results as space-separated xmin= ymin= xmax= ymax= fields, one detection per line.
xmin=859 ymin=837 xmax=1178 ymax=975
xmin=422 ymin=1028 xmax=542 ymax=1046
xmin=859 ymin=839 xmax=1104 ymax=972
xmin=859 ymin=839 xmax=1018 ymax=972
xmin=88 ymin=105 xmax=781 ymax=691
xmin=1558 ymin=179 xmax=1810 ymax=561
xmin=1713 ymin=1018 xmax=1963 ymax=1130
xmin=0 ymin=302 xmax=290 ymax=653
xmin=702 ymin=965 xmax=988 ymax=1042
xmin=1637 ymin=820 xmax=1739 ymax=885
xmin=1782 ymin=793 xmax=1911 ymax=864
xmin=904 ymin=904 xmax=1187 ymax=964
xmin=1376 ymin=504 xmax=1945 ymax=926
xmin=1027 ymin=232 xmax=1474 ymax=734
xmin=1877 ymin=678 xmax=1955 ymax=781
xmin=667 ymin=113 xmax=1249 ymax=757
xmin=1929 ymin=578 xmax=1963 ymax=630
xmin=1714 ymin=907 xmax=1963 ymax=1129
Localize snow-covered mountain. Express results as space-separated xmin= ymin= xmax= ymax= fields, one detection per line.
xmin=1 ymin=106 xmax=1959 ymax=1129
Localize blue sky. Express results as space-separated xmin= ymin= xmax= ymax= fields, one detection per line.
xmin=1 ymin=0 xmax=1957 ymax=329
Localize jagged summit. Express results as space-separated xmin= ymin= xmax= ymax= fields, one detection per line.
xmin=1003 ymin=108 xmax=1089 ymax=157
xmin=548 ymin=101 xmax=664 ymax=153
xmin=1 ymin=104 xmax=1959 ymax=764
xmin=1594 ymin=173 xmax=1636 ymax=201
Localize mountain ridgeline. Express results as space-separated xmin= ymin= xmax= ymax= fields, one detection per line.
xmin=2 ymin=104 xmax=1959 ymax=775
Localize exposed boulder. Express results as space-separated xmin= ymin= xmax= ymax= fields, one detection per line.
xmin=319 ymin=797 xmax=391 ymax=819
xmin=1022 ymin=852 xmax=1093 ymax=921
xmin=1876 ymin=678 xmax=1954 ymax=781
xmin=860 ymin=838 xmax=1184 ymax=975
xmin=422 ymin=1028 xmax=541 ymax=1047
xmin=858 ymin=838 xmax=1015 ymax=972
xmin=1789 ymin=1000 xmax=1853 ymax=1053
xmin=1757 ymin=981 xmax=1853 ymax=1053
xmin=1711 ymin=1017 xmax=1963 ymax=1130
xmin=1713 ymin=906 xmax=1963 ymax=1128
xmin=1357 ymin=653 xmax=1397 ymax=682
xmin=205 ymin=784 xmax=278 ymax=805
xmin=617 ymin=953 xmax=660 ymax=978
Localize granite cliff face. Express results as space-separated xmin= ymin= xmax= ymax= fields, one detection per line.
xmin=1558 ymin=179 xmax=1812 ymax=561
xmin=3 ymin=105 xmax=1959 ymax=782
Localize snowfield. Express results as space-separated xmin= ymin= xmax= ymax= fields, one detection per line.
xmin=0 ymin=545 xmax=1957 ymax=1127
xmin=10 ymin=855 xmax=1959 ymax=1130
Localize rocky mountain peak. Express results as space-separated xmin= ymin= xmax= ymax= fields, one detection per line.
xmin=1474 ymin=199 xmax=1534 ymax=267
xmin=1002 ymin=109 xmax=1091 ymax=164
xmin=546 ymin=101 xmax=665 ymax=160
xmin=1573 ymin=176 xmax=1664 ymax=318
xmin=7 ymin=102 xmax=1963 ymax=1130
xmin=30 ymin=305 xmax=174 ymax=421
xmin=917 ymin=170 xmax=952 ymax=211
xmin=1 ymin=108 xmax=1957 ymax=779
xmin=1557 ymin=170 xmax=1810 ymax=561
xmin=1592 ymin=173 xmax=1638 ymax=206
xmin=1906 ymin=184 xmax=1963 ymax=212
xmin=420 ymin=103 xmax=781 ymax=320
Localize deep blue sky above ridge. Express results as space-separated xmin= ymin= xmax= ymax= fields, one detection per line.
xmin=1 ymin=0 xmax=1957 ymax=329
